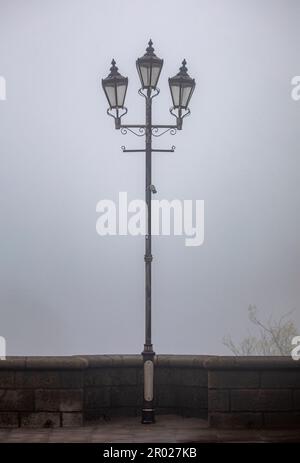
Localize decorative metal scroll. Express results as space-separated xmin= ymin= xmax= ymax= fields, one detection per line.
xmin=151 ymin=127 xmax=177 ymax=137
xmin=121 ymin=127 xmax=146 ymax=137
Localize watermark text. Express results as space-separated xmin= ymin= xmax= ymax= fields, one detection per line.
xmin=96 ymin=192 xmax=204 ymax=247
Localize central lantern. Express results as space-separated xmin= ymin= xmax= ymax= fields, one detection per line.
xmin=136 ymin=40 xmax=163 ymax=90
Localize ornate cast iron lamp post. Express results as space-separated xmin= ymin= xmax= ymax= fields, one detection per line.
xmin=101 ymin=40 xmax=195 ymax=424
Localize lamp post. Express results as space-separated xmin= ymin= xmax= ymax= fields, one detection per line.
xmin=101 ymin=40 xmax=195 ymax=424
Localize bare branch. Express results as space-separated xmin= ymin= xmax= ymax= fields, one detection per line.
xmin=223 ymin=306 xmax=298 ymax=356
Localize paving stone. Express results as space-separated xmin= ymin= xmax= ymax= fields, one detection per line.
xmin=0 ymin=415 xmax=299 ymax=442
xmin=209 ymin=412 xmax=263 ymax=429
xmin=260 ymin=429 xmax=300 ymax=442
xmin=263 ymin=412 xmax=300 ymax=429
xmin=216 ymin=429 xmax=262 ymax=442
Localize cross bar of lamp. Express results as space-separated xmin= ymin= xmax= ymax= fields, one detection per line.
xmin=121 ymin=148 xmax=175 ymax=153
xmin=120 ymin=124 xmax=177 ymax=130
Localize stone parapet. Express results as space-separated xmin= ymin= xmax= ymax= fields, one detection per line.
xmin=0 ymin=355 xmax=299 ymax=428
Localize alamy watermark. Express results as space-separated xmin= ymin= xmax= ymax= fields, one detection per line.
xmin=291 ymin=76 xmax=300 ymax=101
xmin=291 ymin=336 xmax=300 ymax=361
xmin=0 ymin=76 xmax=6 ymax=101
xmin=96 ymin=192 xmax=204 ymax=247
xmin=0 ymin=336 xmax=6 ymax=360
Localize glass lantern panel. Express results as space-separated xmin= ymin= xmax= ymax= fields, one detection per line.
xmin=181 ymin=84 xmax=192 ymax=108
xmin=140 ymin=64 xmax=151 ymax=88
xmin=150 ymin=64 xmax=161 ymax=88
xmin=170 ymin=83 xmax=180 ymax=107
xmin=105 ymin=83 xmax=116 ymax=107
xmin=116 ymin=83 xmax=127 ymax=107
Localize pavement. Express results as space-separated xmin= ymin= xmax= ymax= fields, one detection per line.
xmin=0 ymin=416 xmax=299 ymax=443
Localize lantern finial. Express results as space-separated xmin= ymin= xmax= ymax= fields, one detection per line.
xmin=178 ymin=59 xmax=188 ymax=76
xmin=109 ymin=59 xmax=120 ymax=76
xmin=145 ymin=39 xmax=155 ymax=56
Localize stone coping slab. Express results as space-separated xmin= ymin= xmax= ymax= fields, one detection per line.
xmin=0 ymin=355 xmax=212 ymax=370
xmin=0 ymin=355 xmax=298 ymax=370
xmin=204 ymin=356 xmax=300 ymax=370
xmin=0 ymin=357 xmax=88 ymax=370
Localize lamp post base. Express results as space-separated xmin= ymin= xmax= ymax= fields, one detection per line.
xmin=141 ymin=408 xmax=155 ymax=424
xmin=141 ymin=348 xmax=155 ymax=424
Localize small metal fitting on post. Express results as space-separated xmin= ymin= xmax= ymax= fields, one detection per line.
xmin=144 ymin=254 xmax=153 ymax=263
xmin=149 ymin=184 xmax=157 ymax=194
xmin=176 ymin=117 xmax=183 ymax=130
xmin=115 ymin=117 xmax=121 ymax=129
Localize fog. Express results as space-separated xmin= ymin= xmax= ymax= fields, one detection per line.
xmin=0 ymin=0 xmax=299 ymax=355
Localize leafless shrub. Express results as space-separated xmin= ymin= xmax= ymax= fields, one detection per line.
xmin=223 ymin=305 xmax=298 ymax=356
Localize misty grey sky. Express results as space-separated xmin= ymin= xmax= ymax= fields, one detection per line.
xmin=0 ymin=0 xmax=299 ymax=355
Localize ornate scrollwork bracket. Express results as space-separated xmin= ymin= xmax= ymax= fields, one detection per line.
xmin=138 ymin=88 xmax=160 ymax=100
xmin=120 ymin=126 xmax=146 ymax=137
xmin=151 ymin=127 xmax=177 ymax=137
xmin=107 ymin=107 xmax=128 ymax=129
xmin=170 ymin=106 xmax=191 ymax=130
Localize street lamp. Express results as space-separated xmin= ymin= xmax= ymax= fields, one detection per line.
xmin=169 ymin=59 xmax=195 ymax=130
xmin=101 ymin=40 xmax=195 ymax=424
xmin=136 ymin=39 xmax=163 ymax=90
xmin=102 ymin=59 xmax=128 ymax=129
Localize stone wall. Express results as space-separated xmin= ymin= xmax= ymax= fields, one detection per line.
xmin=0 ymin=355 xmax=208 ymax=427
xmin=206 ymin=356 xmax=300 ymax=429
xmin=84 ymin=355 xmax=208 ymax=423
xmin=0 ymin=357 xmax=86 ymax=428
xmin=0 ymin=355 xmax=299 ymax=428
